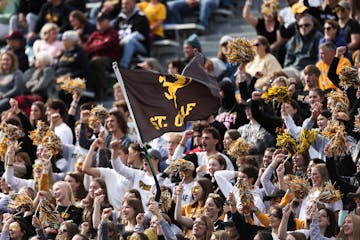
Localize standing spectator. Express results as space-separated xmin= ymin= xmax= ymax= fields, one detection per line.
xmin=113 ymin=0 xmax=150 ymax=69
xmin=316 ymin=41 xmax=351 ymax=91
xmin=46 ymin=99 xmax=74 ymax=145
xmin=29 ymin=0 xmax=72 ymax=40
xmin=336 ymin=0 xmax=360 ymax=53
xmin=0 ymin=51 xmax=24 ymax=112
xmin=243 ymin=0 xmax=282 ymax=50
xmin=69 ymin=10 xmax=96 ymax=45
xmin=320 ymin=0 xmax=339 ymax=24
xmin=137 ymin=0 xmax=167 ymax=41
xmin=83 ymin=12 xmax=121 ymax=98
xmin=33 ymin=23 xmax=64 ymax=61
xmin=8 ymin=0 xmax=46 ymax=37
xmin=2 ymin=31 xmax=29 ymax=72
xmin=284 ymin=15 xmax=323 ymax=78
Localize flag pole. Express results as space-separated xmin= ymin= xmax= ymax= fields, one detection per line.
xmin=112 ymin=62 xmax=161 ymax=202
xmin=112 ymin=62 xmax=143 ymax=145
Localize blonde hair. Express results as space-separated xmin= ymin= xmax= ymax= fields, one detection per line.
xmin=212 ymin=230 xmax=229 ymax=240
xmin=337 ymin=214 xmax=360 ymax=240
xmin=0 ymin=51 xmax=19 ymax=73
xmin=53 ymin=181 xmax=76 ymax=205
xmin=40 ymin=23 xmax=59 ymax=40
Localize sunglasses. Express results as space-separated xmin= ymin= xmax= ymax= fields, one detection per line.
xmin=299 ymin=23 xmax=311 ymax=28
xmin=253 ymin=42 xmax=261 ymax=47
xmin=324 ymin=26 xmax=333 ymax=31
xmin=221 ymin=42 xmax=228 ymax=47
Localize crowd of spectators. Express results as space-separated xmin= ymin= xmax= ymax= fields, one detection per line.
xmin=0 ymin=0 xmax=359 ymax=240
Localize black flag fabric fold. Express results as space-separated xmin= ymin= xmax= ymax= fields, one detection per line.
xmin=119 ymin=54 xmax=221 ymax=142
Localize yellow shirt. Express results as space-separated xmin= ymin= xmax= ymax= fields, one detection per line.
xmin=181 ymin=203 xmax=204 ymax=237
xmin=137 ymin=2 xmax=166 ymax=37
xmin=316 ymin=56 xmax=351 ymax=91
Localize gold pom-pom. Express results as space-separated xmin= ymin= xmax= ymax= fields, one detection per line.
xmin=225 ymin=38 xmax=256 ymax=65
xmin=261 ymin=86 xmax=291 ymax=104
xmin=38 ymin=199 xmax=58 ymax=225
xmin=235 ymin=177 xmax=255 ymax=210
xmin=0 ymin=123 xmax=22 ymax=160
xmin=42 ymin=130 xmax=62 ymax=156
xmin=285 ymin=175 xmax=310 ymax=199
xmin=29 ymin=121 xmax=49 ymax=146
xmin=88 ymin=105 xmax=109 ymax=129
xmin=323 ymin=120 xmax=350 ymax=156
xmin=297 ymin=129 xmax=318 ymax=154
xmin=148 ymin=186 xmax=172 ymax=213
xmin=227 ymin=137 xmax=251 ymax=159
xmin=339 ymin=66 xmax=360 ymax=90
xmin=326 ymin=91 xmax=349 ymax=114
xmin=168 ymin=159 xmax=195 ymax=176
xmin=8 ymin=193 xmax=34 ymax=211
xmin=57 ymin=75 xmax=86 ymax=95
xmin=276 ymin=128 xmax=297 ymax=155
xmin=316 ymin=180 xmax=342 ymax=204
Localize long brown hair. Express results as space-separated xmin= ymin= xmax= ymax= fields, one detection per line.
xmin=0 ymin=51 xmax=18 ymax=73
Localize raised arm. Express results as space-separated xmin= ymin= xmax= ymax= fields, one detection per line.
xmin=174 ymin=182 xmax=194 ymax=228
xmin=242 ymin=0 xmax=258 ymax=27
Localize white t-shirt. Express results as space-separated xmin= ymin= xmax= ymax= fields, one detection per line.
xmin=99 ymin=168 xmax=131 ymax=209
xmin=55 ymin=122 xmax=73 ymax=145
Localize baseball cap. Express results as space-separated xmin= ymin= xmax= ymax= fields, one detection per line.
xmin=291 ymin=3 xmax=308 ymax=14
xmin=5 ymin=30 xmax=24 ymax=40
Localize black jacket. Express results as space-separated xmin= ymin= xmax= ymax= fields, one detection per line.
xmin=55 ymin=45 xmax=89 ymax=78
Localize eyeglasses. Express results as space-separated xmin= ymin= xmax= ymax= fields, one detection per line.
xmin=299 ymin=23 xmax=311 ymax=28
xmin=324 ymin=26 xmax=333 ymax=31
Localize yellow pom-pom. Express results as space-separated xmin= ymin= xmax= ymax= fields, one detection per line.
xmin=225 ymin=38 xmax=256 ymax=65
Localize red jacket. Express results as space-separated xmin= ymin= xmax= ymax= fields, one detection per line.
xmin=83 ymin=28 xmax=121 ymax=61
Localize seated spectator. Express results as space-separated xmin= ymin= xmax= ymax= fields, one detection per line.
xmin=2 ymin=30 xmax=29 ymax=72
xmin=8 ymin=0 xmax=46 ymax=39
xmin=137 ymin=57 xmax=163 ymax=73
xmin=0 ymin=0 xmax=18 ymax=39
xmin=167 ymin=0 xmax=219 ymax=30
xmin=316 ymin=42 xmax=351 ymax=91
xmin=137 ymin=0 xmax=167 ymax=41
xmin=55 ymin=30 xmax=89 ymax=79
xmin=83 ymin=12 xmax=121 ymax=98
xmin=217 ymin=35 xmax=237 ymax=82
xmin=33 ymin=23 xmax=64 ymax=61
xmin=336 ymin=0 xmax=360 ymax=54
xmin=23 ymin=52 xmax=55 ymax=101
xmin=113 ymin=0 xmax=150 ymax=69
xmin=0 ymin=51 xmax=24 ymax=112
xmin=320 ymin=0 xmax=338 ymax=25
xmin=245 ymin=35 xmax=282 ymax=90
xmin=28 ymin=0 xmax=72 ymax=41
xmin=319 ymin=19 xmax=348 ymax=59
xmin=88 ymin=0 xmax=121 ymax=25
xmin=69 ymin=10 xmax=96 ymax=45
xmin=283 ymin=15 xmax=323 ymax=78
